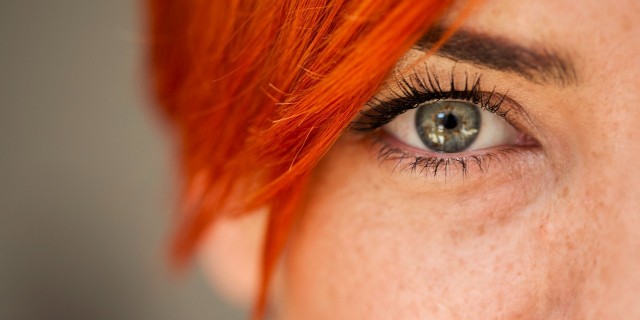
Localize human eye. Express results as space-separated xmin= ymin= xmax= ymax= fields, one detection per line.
xmin=351 ymin=65 xmax=539 ymax=179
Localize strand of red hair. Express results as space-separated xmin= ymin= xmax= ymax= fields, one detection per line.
xmin=146 ymin=0 xmax=478 ymax=318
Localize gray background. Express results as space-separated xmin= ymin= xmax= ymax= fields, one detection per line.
xmin=0 ymin=1 xmax=244 ymax=319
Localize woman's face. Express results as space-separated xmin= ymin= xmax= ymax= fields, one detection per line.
xmin=275 ymin=0 xmax=640 ymax=319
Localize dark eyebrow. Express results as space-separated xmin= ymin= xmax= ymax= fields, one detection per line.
xmin=416 ymin=26 xmax=578 ymax=86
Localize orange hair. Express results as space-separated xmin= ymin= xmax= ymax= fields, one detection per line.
xmin=146 ymin=0 xmax=467 ymax=317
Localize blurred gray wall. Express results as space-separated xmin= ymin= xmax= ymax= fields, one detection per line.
xmin=0 ymin=1 xmax=244 ymax=319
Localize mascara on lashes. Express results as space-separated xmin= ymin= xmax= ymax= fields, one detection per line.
xmin=350 ymin=67 xmax=510 ymax=132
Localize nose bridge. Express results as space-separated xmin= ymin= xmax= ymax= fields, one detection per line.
xmin=600 ymin=149 xmax=640 ymax=215
xmin=597 ymin=99 xmax=640 ymax=214
xmin=576 ymin=65 xmax=640 ymax=210
xmin=591 ymin=88 xmax=640 ymax=228
xmin=572 ymin=91 xmax=640 ymax=317
xmin=579 ymin=5 xmax=640 ymax=217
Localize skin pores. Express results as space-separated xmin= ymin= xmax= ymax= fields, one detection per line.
xmin=202 ymin=0 xmax=640 ymax=319
xmin=276 ymin=1 xmax=640 ymax=319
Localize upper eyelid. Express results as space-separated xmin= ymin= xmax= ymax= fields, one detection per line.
xmin=351 ymin=67 xmax=515 ymax=132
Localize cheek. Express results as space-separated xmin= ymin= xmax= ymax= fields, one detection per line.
xmin=278 ymin=136 xmax=593 ymax=320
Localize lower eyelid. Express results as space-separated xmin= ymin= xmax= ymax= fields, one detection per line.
xmin=363 ymin=128 xmax=542 ymax=182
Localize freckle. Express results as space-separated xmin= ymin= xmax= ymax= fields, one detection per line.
xmin=560 ymin=186 xmax=569 ymax=199
xmin=538 ymin=223 xmax=547 ymax=238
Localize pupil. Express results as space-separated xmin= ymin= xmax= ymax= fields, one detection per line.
xmin=441 ymin=113 xmax=458 ymax=130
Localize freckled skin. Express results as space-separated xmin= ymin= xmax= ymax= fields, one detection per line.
xmin=203 ymin=0 xmax=640 ymax=319
xmin=277 ymin=1 xmax=640 ymax=319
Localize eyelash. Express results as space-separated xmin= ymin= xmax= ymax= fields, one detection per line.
xmin=351 ymin=67 xmax=521 ymax=178
xmin=352 ymin=68 xmax=511 ymax=132
xmin=372 ymin=141 xmax=520 ymax=178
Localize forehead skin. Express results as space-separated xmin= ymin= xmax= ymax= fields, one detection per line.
xmin=277 ymin=1 xmax=640 ymax=319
